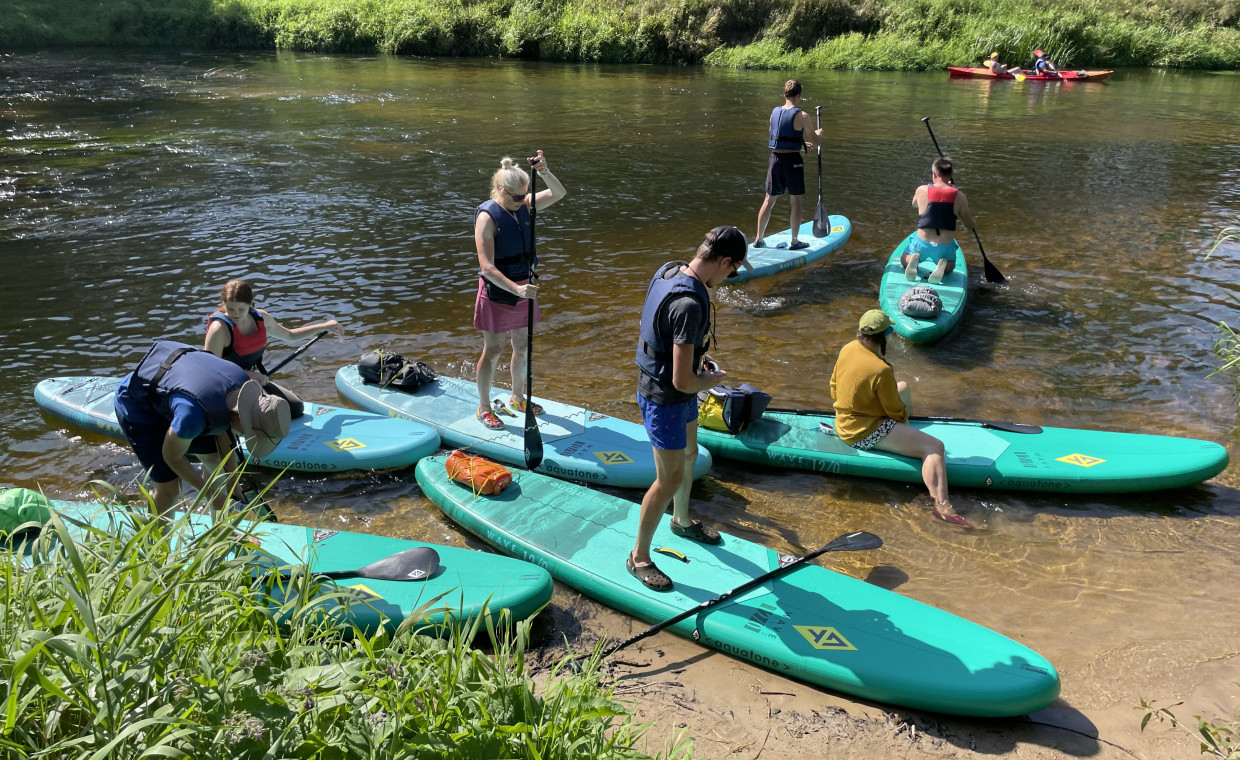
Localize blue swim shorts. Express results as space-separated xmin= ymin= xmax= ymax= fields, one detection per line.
xmin=636 ymin=393 xmax=700 ymax=451
xmin=908 ymin=235 xmax=959 ymax=264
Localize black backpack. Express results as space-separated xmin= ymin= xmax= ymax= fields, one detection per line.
xmin=358 ymin=350 xmax=437 ymax=393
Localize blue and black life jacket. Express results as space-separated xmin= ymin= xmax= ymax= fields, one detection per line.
xmin=476 ymin=199 xmax=534 ymax=282
xmin=124 ymin=340 xmax=250 ymax=434
xmin=768 ymin=107 xmax=803 ymax=151
xmin=206 ymin=310 xmax=267 ymax=372
xmin=635 ymin=262 xmax=712 ymax=392
xmin=918 ymin=185 xmax=958 ymax=233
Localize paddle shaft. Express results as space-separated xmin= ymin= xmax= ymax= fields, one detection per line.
xmin=919 ymin=117 xmax=1006 ymax=284
xmin=602 ymin=531 xmax=882 ymax=658
xmin=523 ymin=160 xmax=545 ymax=470
xmin=815 ymin=105 xmax=823 ymax=197
xmin=766 ymin=406 xmax=1042 ymax=435
xmin=811 ymin=105 xmax=831 ymax=238
xmin=265 ymin=330 xmax=329 ymax=378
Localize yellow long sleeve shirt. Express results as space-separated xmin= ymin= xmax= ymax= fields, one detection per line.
xmin=829 ymin=340 xmax=909 ymax=444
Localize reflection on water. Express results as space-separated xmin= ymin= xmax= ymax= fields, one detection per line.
xmin=2 ymin=50 xmax=1237 ymax=708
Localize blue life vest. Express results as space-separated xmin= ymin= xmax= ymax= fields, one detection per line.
xmin=476 ymin=200 xmax=534 ymax=281
xmin=918 ymin=185 xmax=958 ymax=233
xmin=207 ymin=310 xmax=267 ymax=371
xmin=768 ymin=107 xmax=803 ymax=151
xmin=635 ymin=262 xmax=711 ymax=392
xmin=124 ymin=340 xmax=250 ymax=434
xmin=1034 ymin=59 xmax=1051 ymax=74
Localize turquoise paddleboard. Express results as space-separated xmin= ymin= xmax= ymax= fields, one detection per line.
xmin=35 ymin=376 xmax=440 ymax=472
xmin=43 ymin=499 xmax=552 ymax=635
xmin=725 ymin=217 xmax=852 ymax=285
xmin=335 ymin=368 xmax=711 ymax=488
xmin=697 ymin=409 xmax=1229 ymax=493
xmin=414 ymin=456 xmax=1061 ymax=717
xmin=879 ymin=234 xmax=969 ymax=343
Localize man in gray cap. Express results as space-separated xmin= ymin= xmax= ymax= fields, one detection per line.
xmin=113 ymin=340 xmax=291 ymax=514
xmin=629 ymin=225 xmax=746 ymax=590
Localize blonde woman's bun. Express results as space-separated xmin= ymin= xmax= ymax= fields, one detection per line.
xmin=500 ymin=157 xmax=516 ymax=169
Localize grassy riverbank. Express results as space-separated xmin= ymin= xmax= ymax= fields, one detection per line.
xmin=0 ymin=486 xmax=682 ymax=759
xmin=4 ymin=0 xmax=1240 ymax=69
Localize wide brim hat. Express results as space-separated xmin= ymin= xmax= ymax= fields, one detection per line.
xmin=232 ymin=380 xmax=291 ymax=459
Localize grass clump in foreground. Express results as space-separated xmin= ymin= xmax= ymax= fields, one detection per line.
xmin=3 ymin=0 xmax=1240 ymax=69
xmin=0 ymin=484 xmax=686 ymax=759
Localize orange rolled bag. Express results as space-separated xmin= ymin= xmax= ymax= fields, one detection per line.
xmin=445 ymin=450 xmax=512 ymax=495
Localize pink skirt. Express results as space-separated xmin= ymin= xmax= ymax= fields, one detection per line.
xmin=473 ymin=277 xmax=541 ymax=334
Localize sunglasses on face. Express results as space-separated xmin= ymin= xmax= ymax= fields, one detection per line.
xmin=506 ymin=189 xmax=528 ymax=201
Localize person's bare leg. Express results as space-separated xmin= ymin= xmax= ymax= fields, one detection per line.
xmin=789 ymin=195 xmax=804 ymax=243
xmin=670 ymin=422 xmax=700 ymax=527
xmin=633 ymin=446 xmax=687 ymax=565
xmin=509 ymin=326 xmax=530 ymax=400
xmin=755 ymin=194 xmax=777 ymax=244
xmin=476 ymin=330 xmax=505 ymax=413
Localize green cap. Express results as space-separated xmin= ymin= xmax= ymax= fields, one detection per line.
xmin=859 ymin=309 xmax=893 ymax=336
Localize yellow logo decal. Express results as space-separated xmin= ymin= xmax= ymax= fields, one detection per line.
xmin=794 ymin=625 xmax=856 ymax=650
xmin=1056 ymin=453 xmax=1105 ymax=468
xmin=346 ymin=583 xmax=383 ymax=601
xmin=830 ymin=225 xmax=846 ymax=233
xmin=594 ymin=451 xmax=633 ymax=465
xmin=325 ymin=438 xmax=367 ymax=451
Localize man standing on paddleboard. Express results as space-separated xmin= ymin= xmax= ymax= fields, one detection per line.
xmin=830 ymin=311 xmax=971 ymax=528
xmin=903 ymin=157 xmax=978 ymax=284
xmin=753 ymin=79 xmax=822 ymax=253
xmin=630 ymin=226 xmax=746 ymax=590
xmin=113 ymin=340 xmax=291 ymax=514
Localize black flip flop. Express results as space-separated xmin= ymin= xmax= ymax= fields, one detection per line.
xmin=627 ymin=555 xmax=673 ymax=592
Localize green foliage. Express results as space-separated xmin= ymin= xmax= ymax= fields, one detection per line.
xmin=1205 ymin=225 xmax=1240 ymax=380
xmin=3 ymin=0 xmax=1240 ymax=68
xmin=1138 ymin=695 xmax=1240 ymax=758
xmin=0 ymin=483 xmax=683 ymax=759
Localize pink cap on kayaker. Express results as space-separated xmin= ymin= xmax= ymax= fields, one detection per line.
xmin=1034 ymin=49 xmax=1045 ymax=57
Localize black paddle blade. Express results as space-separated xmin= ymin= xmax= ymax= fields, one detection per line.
xmin=980 ymin=253 xmax=1007 ymax=284
xmin=313 ymin=546 xmax=441 ymax=582
xmin=524 ymin=413 xmax=544 ymax=470
xmin=821 ymin=531 xmax=883 ymax=553
xmin=812 ymin=204 xmax=831 ymax=238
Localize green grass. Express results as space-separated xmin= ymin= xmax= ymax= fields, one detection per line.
xmin=3 ymin=0 xmax=1239 ymax=69
xmin=0 ymin=482 xmax=688 ymax=759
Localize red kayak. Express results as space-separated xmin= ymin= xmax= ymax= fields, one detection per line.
xmin=948 ymin=66 xmax=1113 ymax=81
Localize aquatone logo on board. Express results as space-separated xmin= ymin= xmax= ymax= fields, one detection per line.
xmin=539 ymin=461 xmax=603 ymax=481
xmin=702 ymin=637 xmax=792 ymax=671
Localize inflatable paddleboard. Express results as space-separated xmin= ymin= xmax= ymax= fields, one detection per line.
xmin=44 ymin=498 xmax=552 ymax=635
xmin=335 ymin=369 xmax=711 ymax=488
xmin=415 ymin=456 xmax=1061 ymax=717
xmin=879 ymin=234 xmax=969 ymax=343
xmin=725 ymin=217 xmax=852 ymax=284
xmin=697 ymin=409 xmax=1229 ymax=493
xmin=35 ymin=376 xmax=440 ymax=472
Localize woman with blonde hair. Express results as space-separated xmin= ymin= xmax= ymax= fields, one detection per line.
xmin=472 ymin=150 xmax=567 ymax=430
xmin=204 ymin=279 xmax=343 ymax=418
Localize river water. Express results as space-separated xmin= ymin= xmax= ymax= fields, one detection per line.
xmin=2 ymin=50 xmax=1237 ymax=722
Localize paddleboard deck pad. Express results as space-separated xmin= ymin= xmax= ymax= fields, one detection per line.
xmin=44 ymin=499 xmax=552 ymax=636
xmin=879 ymin=234 xmax=969 ymax=343
xmin=697 ymin=409 xmax=1229 ymax=493
xmin=726 ymin=217 xmax=852 ymax=284
xmin=35 ymin=376 xmax=440 ymax=472
xmin=415 ymin=455 xmax=1061 ymax=717
xmin=335 ymin=368 xmax=711 ymax=488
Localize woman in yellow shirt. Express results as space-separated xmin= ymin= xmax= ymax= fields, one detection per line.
xmin=829 ymin=310 xmax=970 ymax=527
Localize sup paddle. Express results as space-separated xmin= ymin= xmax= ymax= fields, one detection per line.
xmin=277 ymin=546 xmax=440 ymax=581
xmin=264 ymin=330 xmax=329 ymax=378
xmin=522 ymin=158 xmax=544 ymax=470
xmin=920 ymin=117 xmax=1007 ymax=284
xmin=601 ymin=531 xmax=882 ymax=658
xmin=766 ymin=406 xmax=1042 ymax=435
xmin=811 ymin=105 xmax=831 ymax=238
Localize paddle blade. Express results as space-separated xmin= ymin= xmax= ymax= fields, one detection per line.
xmin=524 ymin=413 xmax=544 ymax=470
xmin=1014 ymin=73 xmax=1026 ymax=82
xmin=812 ymin=203 xmax=831 ymax=238
xmin=821 ymin=531 xmax=883 ymax=553
xmin=336 ymin=546 xmax=441 ymax=581
xmin=981 ymin=254 xmax=1007 ymax=284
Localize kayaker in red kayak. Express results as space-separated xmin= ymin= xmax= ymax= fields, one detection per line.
xmin=903 ymin=157 xmax=978 ymax=283
xmin=1032 ymin=49 xmax=1060 ymax=77
xmin=983 ymin=51 xmax=1023 ymax=77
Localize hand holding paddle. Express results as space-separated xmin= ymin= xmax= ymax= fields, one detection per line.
xmin=265 ymin=330 xmax=330 ymax=378
xmin=523 ymin=158 xmax=545 ymax=470
xmin=600 ymin=531 xmax=882 ymax=658
xmin=920 ymin=117 xmax=1007 ymax=284
xmin=811 ymin=105 xmax=831 ymax=238
xmin=277 ymin=545 xmax=440 ymax=581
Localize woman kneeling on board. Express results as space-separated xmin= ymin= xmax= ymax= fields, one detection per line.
xmin=204 ymin=279 xmax=343 ymax=418
xmin=472 ymin=151 xmax=567 ymax=431
xmin=829 ymin=310 xmax=971 ymax=527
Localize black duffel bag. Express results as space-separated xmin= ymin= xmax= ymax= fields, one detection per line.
xmin=358 ymin=350 xmax=437 ymax=393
